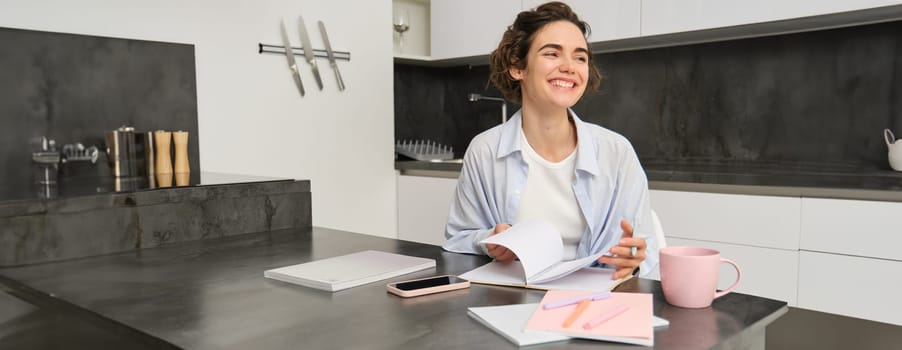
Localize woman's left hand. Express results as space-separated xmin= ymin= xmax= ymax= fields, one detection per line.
xmin=597 ymin=219 xmax=647 ymax=279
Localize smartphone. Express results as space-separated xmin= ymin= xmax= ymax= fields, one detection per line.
xmin=386 ymin=275 xmax=470 ymax=298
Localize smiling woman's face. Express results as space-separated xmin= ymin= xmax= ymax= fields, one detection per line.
xmin=509 ymin=20 xmax=590 ymax=111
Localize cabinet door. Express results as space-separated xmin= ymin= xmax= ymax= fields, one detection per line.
xmin=641 ymin=0 xmax=902 ymax=36
xmin=521 ymin=0 xmax=640 ymax=42
xmin=393 ymin=0 xmax=431 ymax=57
xmin=430 ymin=0 xmax=521 ymax=59
xmin=657 ymin=237 xmax=799 ymax=306
xmin=799 ymin=251 xmax=902 ymax=326
xmin=801 ymin=197 xmax=902 ymax=262
xmin=649 ymin=190 xmax=801 ymax=250
xmin=397 ymin=175 xmax=458 ymax=245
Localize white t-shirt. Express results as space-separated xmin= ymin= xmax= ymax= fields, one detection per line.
xmin=514 ymin=131 xmax=587 ymax=261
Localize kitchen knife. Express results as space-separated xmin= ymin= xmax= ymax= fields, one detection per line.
xmin=318 ymin=20 xmax=345 ymax=91
xmin=297 ymin=15 xmax=323 ymax=90
xmin=279 ymin=19 xmax=305 ymax=97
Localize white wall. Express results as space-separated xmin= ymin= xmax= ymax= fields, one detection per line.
xmin=0 ymin=0 xmax=399 ymax=238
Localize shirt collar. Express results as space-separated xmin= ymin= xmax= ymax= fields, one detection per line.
xmin=496 ymin=110 xmax=523 ymax=159
xmin=497 ymin=108 xmax=600 ymax=176
xmin=571 ymin=110 xmax=601 ymax=176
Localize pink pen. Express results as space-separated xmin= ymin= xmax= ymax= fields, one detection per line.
xmin=583 ymin=305 xmax=630 ymax=329
xmin=542 ymin=291 xmax=612 ymax=310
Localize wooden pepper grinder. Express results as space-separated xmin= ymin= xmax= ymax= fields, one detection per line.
xmin=154 ymin=130 xmax=173 ymax=187
xmin=172 ymin=131 xmax=190 ymax=186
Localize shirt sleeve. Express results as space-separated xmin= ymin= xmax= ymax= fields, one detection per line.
xmin=619 ymin=146 xmax=659 ymax=276
xmin=442 ymin=141 xmax=498 ymax=255
xmin=581 ymin=134 xmax=658 ymax=276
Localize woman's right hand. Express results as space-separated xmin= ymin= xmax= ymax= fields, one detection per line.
xmin=485 ymin=223 xmax=517 ymax=262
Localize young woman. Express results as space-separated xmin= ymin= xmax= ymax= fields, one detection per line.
xmin=442 ymin=2 xmax=658 ymax=279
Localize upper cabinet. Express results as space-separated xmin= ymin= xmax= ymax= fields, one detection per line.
xmin=398 ymin=0 xmax=902 ymax=65
xmin=522 ymin=0 xmax=640 ymax=42
xmin=393 ymin=0 xmax=432 ymax=58
xmin=429 ymin=0 xmax=521 ymax=60
xmin=405 ymin=0 xmax=640 ymax=64
xmin=641 ymin=0 xmax=902 ymax=36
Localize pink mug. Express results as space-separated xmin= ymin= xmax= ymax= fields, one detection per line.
xmin=660 ymin=246 xmax=742 ymax=308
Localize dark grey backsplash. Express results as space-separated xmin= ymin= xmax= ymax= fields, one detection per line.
xmin=0 ymin=27 xmax=199 ymax=187
xmin=394 ymin=64 xmax=519 ymax=158
xmin=395 ymin=20 xmax=902 ymax=170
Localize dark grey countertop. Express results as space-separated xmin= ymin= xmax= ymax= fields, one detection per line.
xmin=396 ymin=160 xmax=902 ymax=202
xmin=0 ymin=171 xmax=291 ymax=204
xmin=0 ymin=227 xmax=788 ymax=349
xmin=0 ymin=275 xmax=178 ymax=349
xmin=0 ymin=172 xmax=301 ymax=218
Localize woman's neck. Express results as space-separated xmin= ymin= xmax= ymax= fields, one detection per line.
xmin=520 ymin=104 xmax=577 ymax=162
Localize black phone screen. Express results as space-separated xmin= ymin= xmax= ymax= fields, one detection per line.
xmin=394 ymin=276 xmax=467 ymax=291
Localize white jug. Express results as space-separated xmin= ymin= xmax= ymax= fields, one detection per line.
xmin=886 ymin=129 xmax=902 ymax=172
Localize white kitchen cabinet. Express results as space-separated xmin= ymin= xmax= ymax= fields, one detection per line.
xmin=640 ymin=0 xmax=902 ymax=36
xmin=800 ymin=197 xmax=902 ymax=262
xmin=521 ymin=0 xmax=640 ymax=42
xmin=797 ymin=197 xmax=902 ymax=325
xmin=404 ymin=0 xmax=902 ymax=64
xmin=421 ymin=0 xmax=640 ymax=62
xmin=430 ymin=0 xmax=521 ymax=60
xmin=798 ymin=251 xmax=902 ymax=326
xmin=393 ymin=0 xmax=432 ymax=57
xmin=397 ymin=174 xmax=458 ymax=245
xmin=658 ymin=237 xmax=799 ymax=306
xmin=649 ymin=190 xmax=801 ymax=250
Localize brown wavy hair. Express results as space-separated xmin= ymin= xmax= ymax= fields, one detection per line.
xmin=489 ymin=1 xmax=601 ymax=104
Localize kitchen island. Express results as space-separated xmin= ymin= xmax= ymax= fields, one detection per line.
xmin=1 ymin=226 xmax=787 ymax=349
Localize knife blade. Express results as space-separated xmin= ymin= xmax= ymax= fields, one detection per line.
xmin=279 ymin=19 xmax=305 ymax=97
xmin=297 ymin=15 xmax=323 ymax=90
xmin=318 ymin=20 xmax=345 ymax=91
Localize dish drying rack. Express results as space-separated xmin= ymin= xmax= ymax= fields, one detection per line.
xmin=62 ymin=143 xmax=100 ymax=163
xmin=395 ymin=140 xmax=453 ymax=161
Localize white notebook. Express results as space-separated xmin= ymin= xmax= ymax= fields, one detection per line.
xmin=264 ymin=250 xmax=436 ymax=292
xmin=460 ymin=219 xmax=629 ymax=291
xmin=460 ymin=261 xmax=628 ymax=291
xmin=476 ymin=219 xmax=605 ymax=285
xmin=468 ymin=303 xmax=570 ymax=346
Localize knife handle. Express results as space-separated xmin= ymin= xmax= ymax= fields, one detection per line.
xmin=332 ymin=63 xmax=345 ymax=91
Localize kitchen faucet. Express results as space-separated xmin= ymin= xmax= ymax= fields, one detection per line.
xmin=468 ymin=93 xmax=508 ymax=124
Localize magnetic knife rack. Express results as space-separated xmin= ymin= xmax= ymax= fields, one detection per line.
xmin=258 ymin=43 xmax=351 ymax=61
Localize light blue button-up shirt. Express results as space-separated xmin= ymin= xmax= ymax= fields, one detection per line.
xmin=442 ymin=109 xmax=659 ymax=275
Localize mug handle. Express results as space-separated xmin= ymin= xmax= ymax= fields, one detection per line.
xmin=886 ymin=129 xmax=896 ymax=147
xmin=713 ymin=258 xmax=742 ymax=299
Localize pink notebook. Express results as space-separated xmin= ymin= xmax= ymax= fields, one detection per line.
xmin=525 ymin=291 xmax=654 ymax=346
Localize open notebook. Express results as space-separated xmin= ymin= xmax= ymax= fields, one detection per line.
xmin=459 ymin=219 xmax=629 ymax=290
xmin=460 ymin=261 xmax=629 ymax=291
xmin=264 ymin=250 xmax=435 ymax=292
